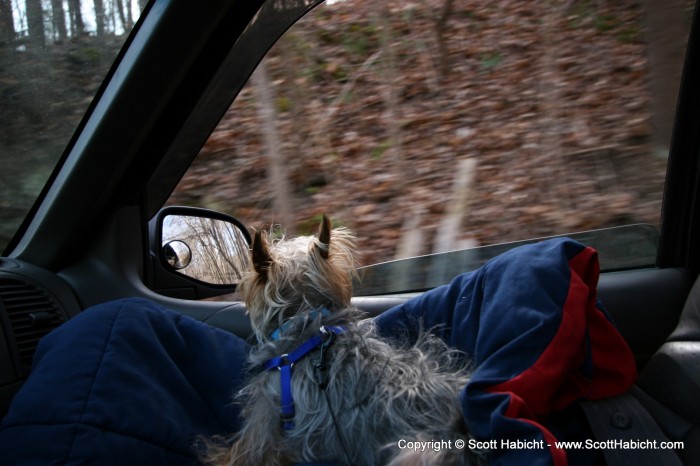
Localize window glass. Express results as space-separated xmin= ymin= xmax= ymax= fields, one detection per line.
xmin=0 ymin=1 xmax=145 ymax=252
xmin=168 ymin=0 xmax=693 ymax=271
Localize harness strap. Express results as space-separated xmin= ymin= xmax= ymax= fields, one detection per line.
xmin=269 ymin=307 xmax=330 ymax=341
xmin=262 ymin=325 xmax=345 ymax=430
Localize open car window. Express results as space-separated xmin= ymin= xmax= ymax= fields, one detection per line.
xmin=0 ymin=1 xmax=145 ymax=253
xmin=167 ymin=0 xmax=694 ymax=293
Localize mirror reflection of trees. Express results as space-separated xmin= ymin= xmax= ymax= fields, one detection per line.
xmin=162 ymin=215 xmax=250 ymax=285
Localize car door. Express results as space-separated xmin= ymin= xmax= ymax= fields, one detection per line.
xmin=0 ymin=0 xmax=698 ymax=439
xmin=148 ymin=0 xmax=699 ymax=372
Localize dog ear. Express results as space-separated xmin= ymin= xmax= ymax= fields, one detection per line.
xmin=252 ymin=229 xmax=272 ymax=279
xmin=316 ymin=214 xmax=331 ymax=259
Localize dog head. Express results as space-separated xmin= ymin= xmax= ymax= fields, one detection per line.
xmin=239 ymin=215 xmax=358 ymax=340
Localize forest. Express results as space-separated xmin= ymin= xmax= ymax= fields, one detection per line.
xmin=0 ymin=0 xmax=696 ymax=267
xmin=0 ymin=0 xmax=144 ymax=248
xmin=169 ymin=0 xmax=693 ymax=265
xmin=0 ymin=0 xmax=145 ymax=45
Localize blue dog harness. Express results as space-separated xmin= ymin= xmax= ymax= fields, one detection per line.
xmin=262 ymin=324 xmax=345 ymax=430
xmin=269 ymin=308 xmax=330 ymax=341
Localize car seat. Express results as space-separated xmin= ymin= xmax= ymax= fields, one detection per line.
xmin=634 ymin=274 xmax=700 ymax=464
xmin=581 ymin=274 xmax=700 ymax=465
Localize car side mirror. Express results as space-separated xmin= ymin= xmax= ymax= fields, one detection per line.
xmin=148 ymin=206 xmax=251 ymax=299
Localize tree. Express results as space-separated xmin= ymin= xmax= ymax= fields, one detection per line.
xmin=68 ymin=0 xmax=84 ymax=36
xmin=51 ymin=0 xmax=68 ymax=42
xmin=94 ymin=0 xmax=106 ymax=36
xmin=26 ymin=0 xmax=45 ymax=48
xmin=252 ymin=60 xmax=295 ymax=233
xmin=644 ymin=0 xmax=690 ymax=157
xmin=114 ymin=0 xmax=133 ymax=32
xmin=371 ymin=1 xmax=407 ymax=187
xmin=435 ymin=0 xmax=454 ymax=80
xmin=0 ymin=0 xmax=15 ymax=45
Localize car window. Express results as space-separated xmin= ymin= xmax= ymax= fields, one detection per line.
xmin=0 ymin=1 xmax=145 ymax=253
xmin=167 ymin=0 xmax=694 ymax=289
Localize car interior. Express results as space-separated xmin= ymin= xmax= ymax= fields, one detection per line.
xmin=1 ymin=0 xmax=700 ymax=463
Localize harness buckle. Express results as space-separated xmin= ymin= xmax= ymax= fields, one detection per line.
xmin=277 ymin=353 xmax=292 ymax=370
xmin=314 ymin=328 xmax=336 ymax=389
xmin=262 ymin=325 xmax=346 ymax=430
xmin=280 ymin=407 xmax=296 ymax=429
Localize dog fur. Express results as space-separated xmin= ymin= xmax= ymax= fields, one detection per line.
xmin=204 ymin=215 xmax=485 ymax=466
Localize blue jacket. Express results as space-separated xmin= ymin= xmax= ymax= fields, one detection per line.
xmin=375 ymin=238 xmax=636 ymax=466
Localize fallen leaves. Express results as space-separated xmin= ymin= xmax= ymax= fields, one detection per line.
xmin=170 ymin=0 xmax=675 ymax=266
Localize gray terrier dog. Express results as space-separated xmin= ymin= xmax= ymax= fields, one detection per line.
xmin=205 ymin=215 xmax=485 ymax=466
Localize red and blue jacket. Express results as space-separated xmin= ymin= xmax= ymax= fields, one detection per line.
xmin=376 ymin=238 xmax=637 ymax=465
xmin=0 ymin=238 xmax=636 ymax=465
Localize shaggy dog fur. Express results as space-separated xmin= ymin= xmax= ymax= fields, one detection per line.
xmin=204 ymin=216 xmax=485 ymax=466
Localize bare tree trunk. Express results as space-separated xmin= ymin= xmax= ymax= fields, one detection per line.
xmin=372 ymin=4 xmax=407 ymax=189
xmin=51 ymin=0 xmax=67 ymax=42
xmin=432 ymin=158 xmax=477 ymax=254
xmin=0 ymin=0 xmax=15 ymax=45
xmin=277 ymin=36 xmax=306 ymax=178
xmin=68 ymin=0 xmax=84 ymax=36
xmin=535 ymin=2 xmax=570 ymax=208
xmin=114 ymin=0 xmax=131 ymax=32
xmin=126 ymin=0 xmax=134 ymax=29
xmin=94 ymin=0 xmax=106 ymax=36
xmin=643 ymin=0 xmax=690 ymax=157
xmin=114 ymin=0 xmax=126 ymax=31
xmin=435 ymin=0 xmax=454 ymax=80
xmin=26 ymin=0 xmax=45 ymax=48
xmin=208 ymin=221 xmax=247 ymax=281
xmin=252 ymin=60 xmax=295 ymax=234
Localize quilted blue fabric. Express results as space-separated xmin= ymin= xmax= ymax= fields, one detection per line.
xmin=0 ymin=298 xmax=250 ymax=465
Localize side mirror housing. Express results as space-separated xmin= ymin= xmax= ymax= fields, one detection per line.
xmin=147 ymin=206 xmax=251 ymax=299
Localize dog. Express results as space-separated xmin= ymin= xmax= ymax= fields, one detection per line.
xmin=204 ymin=215 xmax=485 ymax=466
